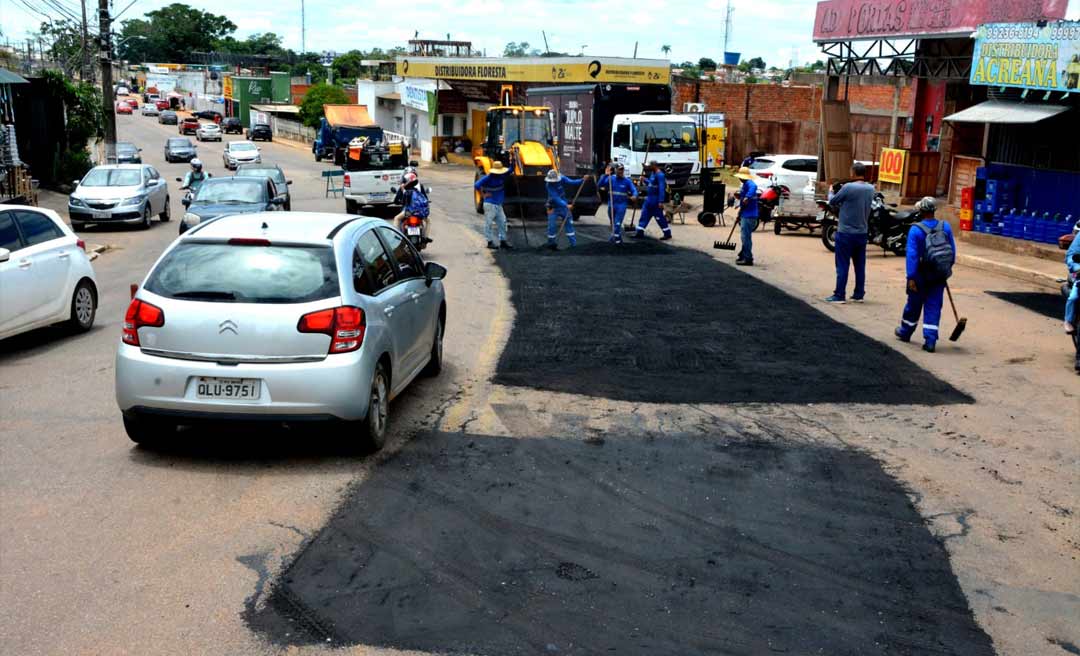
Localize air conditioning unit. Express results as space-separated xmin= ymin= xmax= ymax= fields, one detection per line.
xmin=683 ymin=102 xmax=706 ymax=113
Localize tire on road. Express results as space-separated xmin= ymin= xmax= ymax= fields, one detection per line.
xmin=123 ymin=414 xmax=176 ymax=446
xmin=160 ymin=196 xmax=171 ymax=221
xmin=140 ymin=204 xmax=152 ymax=230
xmin=422 ymin=315 xmax=444 ymax=377
xmin=822 ymin=223 xmax=837 ymax=252
xmin=345 ymin=199 xmax=359 ymax=215
xmin=68 ymin=278 xmax=97 ymax=332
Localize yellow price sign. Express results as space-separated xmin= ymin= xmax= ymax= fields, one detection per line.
xmin=879 ymin=147 xmax=907 ymax=184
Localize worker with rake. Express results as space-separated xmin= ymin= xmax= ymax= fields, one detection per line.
xmin=544 ymin=169 xmax=590 ymax=250
xmin=597 ymin=163 xmax=638 ymax=244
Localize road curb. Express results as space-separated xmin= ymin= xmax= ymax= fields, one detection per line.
xmin=956 ymin=253 xmax=1060 ymax=290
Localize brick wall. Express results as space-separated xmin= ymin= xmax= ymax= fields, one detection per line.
xmin=672 ymin=80 xmax=821 ymax=121
xmin=846 ymin=84 xmax=913 ymax=115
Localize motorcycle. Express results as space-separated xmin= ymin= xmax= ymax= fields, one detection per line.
xmin=392 ymin=183 xmax=432 ymax=251
xmin=820 ymin=191 xmax=917 ymax=256
xmin=1063 ymin=253 xmax=1080 ymax=373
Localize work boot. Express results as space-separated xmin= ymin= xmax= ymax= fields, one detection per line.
xmin=660 ymin=232 xmax=673 ymax=241
xmin=499 ymin=240 xmax=513 ymax=250
xmin=486 ymin=241 xmax=498 ymax=250
xmin=546 ymin=242 xmax=558 ymax=251
xmin=735 ymin=259 xmax=753 ymax=266
xmin=895 ymin=327 xmax=911 ymax=343
xmin=823 ymin=294 xmax=846 ymax=304
xmin=922 ymin=340 xmax=936 ymax=353
xmin=630 ymin=230 xmax=645 ymax=239
xmin=1066 ymin=320 xmax=1076 ymax=334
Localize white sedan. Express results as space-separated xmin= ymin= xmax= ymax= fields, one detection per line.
xmin=748 ymin=154 xmax=819 ymax=190
xmin=141 ymin=103 xmax=159 ymax=116
xmin=196 ymin=122 xmax=222 ymax=142
xmin=0 ymin=206 xmax=98 ymax=341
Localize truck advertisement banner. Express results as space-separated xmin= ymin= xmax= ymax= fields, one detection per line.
xmin=970 ymin=22 xmax=1080 ymax=93
xmin=146 ymin=74 xmax=177 ymax=95
xmin=222 ymin=76 xmax=233 ymax=100
xmin=702 ymin=113 xmax=725 ymax=168
xmin=812 ymin=0 xmax=1067 ymax=41
xmin=397 ymin=57 xmax=670 ymax=85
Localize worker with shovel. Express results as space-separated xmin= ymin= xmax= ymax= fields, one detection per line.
xmin=475 ymin=161 xmax=512 ymax=250
xmin=896 ymin=197 xmax=957 ymax=353
xmin=544 ymin=169 xmax=590 ymax=250
xmin=597 ymin=163 xmax=638 ymax=244
xmin=632 ymin=161 xmax=672 ymax=240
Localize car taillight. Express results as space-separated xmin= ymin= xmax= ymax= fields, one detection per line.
xmin=344 ymin=174 xmax=351 ymax=187
xmin=76 ymin=239 xmax=86 ymax=250
xmin=298 ymin=306 xmax=365 ymax=354
xmin=122 ymin=299 xmax=165 ymax=346
xmin=406 ymin=216 xmax=422 ymax=227
xmin=757 ymin=171 xmax=772 ymax=178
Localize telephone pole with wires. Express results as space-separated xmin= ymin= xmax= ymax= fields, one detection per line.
xmin=80 ymin=0 xmax=91 ymax=81
xmin=98 ymin=0 xmax=116 ymax=163
xmin=300 ymin=0 xmax=306 ymax=53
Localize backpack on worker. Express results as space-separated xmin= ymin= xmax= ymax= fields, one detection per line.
xmin=915 ymin=221 xmax=954 ymax=283
xmin=409 ymin=188 xmax=430 ymax=219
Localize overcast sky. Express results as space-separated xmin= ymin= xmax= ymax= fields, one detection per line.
xmin=1 ymin=0 xmax=825 ymax=68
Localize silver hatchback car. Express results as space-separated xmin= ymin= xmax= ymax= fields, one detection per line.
xmin=115 ymin=212 xmax=447 ymax=451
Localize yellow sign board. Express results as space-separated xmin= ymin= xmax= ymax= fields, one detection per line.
xmin=222 ymin=76 xmax=233 ymax=100
xmin=879 ymin=147 xmax=907 ymax=185
xmin=701 ymin=114 xmax=726 ymax=167
xmin=397 ymin=57 xmax=670 ymax=85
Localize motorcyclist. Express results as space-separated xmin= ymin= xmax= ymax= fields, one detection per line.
xmin=1064 ymin=233 xmax=1080 ymax=335
xmin=180 ymin=159 xmax=207 ymax=197
xmin=393 ymin=171 xmax=430 ymax=244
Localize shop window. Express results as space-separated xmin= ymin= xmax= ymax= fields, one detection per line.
xmin=442 ymin=114 xmax=455 ymax=136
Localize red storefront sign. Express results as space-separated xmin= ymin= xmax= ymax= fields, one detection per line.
xmin=813 ymin=0 xmax=1068 ymax=41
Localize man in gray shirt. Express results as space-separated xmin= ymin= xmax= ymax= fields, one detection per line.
xmin=824 ymin=162 xmax=876 ymax=303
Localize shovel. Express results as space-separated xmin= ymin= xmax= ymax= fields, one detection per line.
xmin=945 ymin=283 xmax=967 ymax=341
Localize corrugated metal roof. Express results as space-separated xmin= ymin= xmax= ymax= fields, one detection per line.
xmin=323 ymin=104 xmax=377 ymax=128
xmin=944 ymin=100 xmax=1069 ymax=124
xmin=0 ymin=68 xmax=29 ymax=84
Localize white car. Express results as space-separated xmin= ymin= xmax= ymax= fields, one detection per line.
xmin=0 ymin=205 xmax=98 ymax=341
xmin=141 ymin=103 xmax=159 ymax=116
xmin=222 ymin=141 xmax=261 ymax=170
xmin=748 ymin=154 xmax=819 ymax=191
xmin=115 ymin=212 xmax=448 ymax=451
xmin=195 ymin=122 xmax=222 ymax=142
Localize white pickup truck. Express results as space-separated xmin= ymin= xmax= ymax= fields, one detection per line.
xmin=342 ymin=131 xmax=412 ymax=215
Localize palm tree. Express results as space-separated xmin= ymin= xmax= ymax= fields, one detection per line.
xmin=661 ymin=45 xmax=672 ymax=57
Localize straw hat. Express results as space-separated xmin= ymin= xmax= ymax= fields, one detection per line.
xmin=734 ymin=166 xmax=753 ymax=180
xmin=545 ymin=169 xmax=561 ymax=183
xmin=489 ymin=161 xmax=509 ymax=175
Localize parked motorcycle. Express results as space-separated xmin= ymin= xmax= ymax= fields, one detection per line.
xmin=820 ymin=191 xmax=917 ymax=256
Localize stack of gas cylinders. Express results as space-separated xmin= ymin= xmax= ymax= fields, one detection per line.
xmin=971 ymin=171 xmax=1075 ymax=244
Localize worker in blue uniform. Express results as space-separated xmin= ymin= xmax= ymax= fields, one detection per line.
xmin=1064 ymin=231 xmax=1080 ymax=334
xmin=474 ymin=160 xmax=511 ymax=249
xmin=544 ymin=169 xmax=589 ymax=250
xmin=597 ymin=163 xmax=637 ymax=244
xmin=896 ymin=197 xmax=956 ymax=353
xmin=632 ymin=161 xmax=672 ymax=240
xmin=734 ymin=166 xmax=759 ymax=266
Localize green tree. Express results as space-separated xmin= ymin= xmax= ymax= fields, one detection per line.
xmin=117 ymin=3 xmax=235 ymax=62
xmin=299 ymin=83 xmax=350 ymax=128
xmin=216 ymin=32 xmax=286 ymax=58
xmin=698 ymin=57 xmax=717 ymax=70
xmin=38 ymin=20 xmax=83 ymax=77
xmin=739 ymin=56 xmax=766 ymax=72
xmin=661 ymin=44 xmax=672 ymax=57
xmin=40 ymin=70 xmax=104 ymax=182
xmin=503 ymin=41 xmax=533 ymax=57
xmin=332 ymin=50 xmax=364 ymax=82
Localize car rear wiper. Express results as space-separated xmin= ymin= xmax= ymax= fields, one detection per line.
xmin=172 ymin=290 xmax=237 ymax=300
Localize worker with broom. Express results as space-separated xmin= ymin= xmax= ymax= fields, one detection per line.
xmin=544 ymin=168 xmax=590 ymax=250
xmin=475 ymin=160 xmax=512 ymax=250
xmin=896 ymin=197 xmax=957 ymax=353
xmin=733 ymin=166 xmax=759 ymax=265
xmin=597 ymin=163 xmax=638 ymax=244
xmin=632 ymin=161 xmax=672 ymax=241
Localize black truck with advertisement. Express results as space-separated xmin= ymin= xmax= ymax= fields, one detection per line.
xmin=525 ymin=83 xmax=702 ymax=195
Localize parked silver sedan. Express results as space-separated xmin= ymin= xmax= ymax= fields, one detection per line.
xmin=115 ymin=212 xmax=448 ymax=451
xmin=68 ymin=164 xmax=171 ymax=229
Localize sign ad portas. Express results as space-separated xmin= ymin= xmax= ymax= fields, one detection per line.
xmin=970 ymin=22 xmax=1080 ymax=93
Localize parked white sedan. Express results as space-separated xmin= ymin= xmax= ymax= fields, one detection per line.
xmin=0 ymin=205 xmax=98 ymax=341
xmin=141 ymin=103 xmax=159 ymax=116
xmin=195 ymin=122 xmax=222 ymax=142
xmin=748 ymin=154 xmax=820 ymax=190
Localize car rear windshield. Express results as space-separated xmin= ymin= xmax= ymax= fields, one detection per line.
xmin=748 ymin=159 xmax=775 ymax=170
xmin=82 ymin=168 xmax=141 ymax=186
xmin=168 ymin=138 xmax=191 ymax=147
xmin=145 ymin=242 xmax=339 ymax=304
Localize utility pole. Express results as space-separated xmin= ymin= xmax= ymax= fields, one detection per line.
xmin=722 ymin=0 xmax=734 ymax=54
xmin=80 ymin=0 xmax=90 ymax=81
xmin=99 ymin=0 xmax=116 ymax=164
xmin=300 ymin=0 xmax=306 ymax=53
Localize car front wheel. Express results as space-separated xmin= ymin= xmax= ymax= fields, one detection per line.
xmin=68 ymin=279 xmax=96 ymax=332
xmin=160 ymin=196 xmax=171 ymax=221
xmin=140 ymin=204 xmax=152 ymax=230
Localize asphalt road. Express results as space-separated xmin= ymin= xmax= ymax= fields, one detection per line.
xmin=1 ymin=113 xmax=1077 ymax=656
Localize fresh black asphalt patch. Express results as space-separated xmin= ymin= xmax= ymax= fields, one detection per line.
xmin=986 ymin=290 xmax=1065 ymax=321
xmin=246 ymin=431 xmax=995 ymax=655
xmin=492 ymin=233 xmax=968 ymax=404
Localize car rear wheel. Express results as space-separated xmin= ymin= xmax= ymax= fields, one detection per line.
xmin=68 ymin=279 xmax=96 ymax=332
xmin=160 ymin=196 xmax=171 ymax=221
xmin=345 ymin=199 xmax=359 ymax=215
xmin=123 ymin=414 xmax=176 ymax=446
xmin=347 ymin=362 xmax=389 ymax=452
xmin=72 ymin=221 xmax=85 ymax=231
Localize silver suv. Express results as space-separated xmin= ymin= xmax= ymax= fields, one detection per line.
xmin=115 ymin=212 xmax=448 ymax=451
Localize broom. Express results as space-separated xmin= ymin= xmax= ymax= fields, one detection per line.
xmin=544 ymin=173 xmax=591 ymax=249
xmin=625 ymin=139 xmax=652 ymax=233
xmin=944 ymin=283 xmax=967 ymax=341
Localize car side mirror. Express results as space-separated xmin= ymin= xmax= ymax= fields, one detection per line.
xmin=271 ymin=196 xmax=285 ymax=205
xmin=0 ymin=247 xmax=9 ymax=263
xmin=181 ymin=197 xmax=191 ymax=207
xmin=390 ymin=186 xmax=398 ymax=195
xmin=424 ymin=261 xmax=447 ymax=286
xmin=409 ymin=160 xmax=419 ymax=167
xmin=257 ymin=147 xmax=262 ymax=151
xmin=73 ymin=179 xmax=81 ymax=186
xmin=424 ymin=185 xmax=432 ymax=195
xmin=175 ymin=177 xmax=182 ymax=182
xmin=286 ymin=180 xmax=293 ymax=185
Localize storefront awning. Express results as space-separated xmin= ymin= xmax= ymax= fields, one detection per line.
xmin=0 ymin=68 xmax=29 ymax=84
xmin=377 ymin=92 xmax=400 ymax=101
xmin=944 ymin=100 xmax=1069 ymax=124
